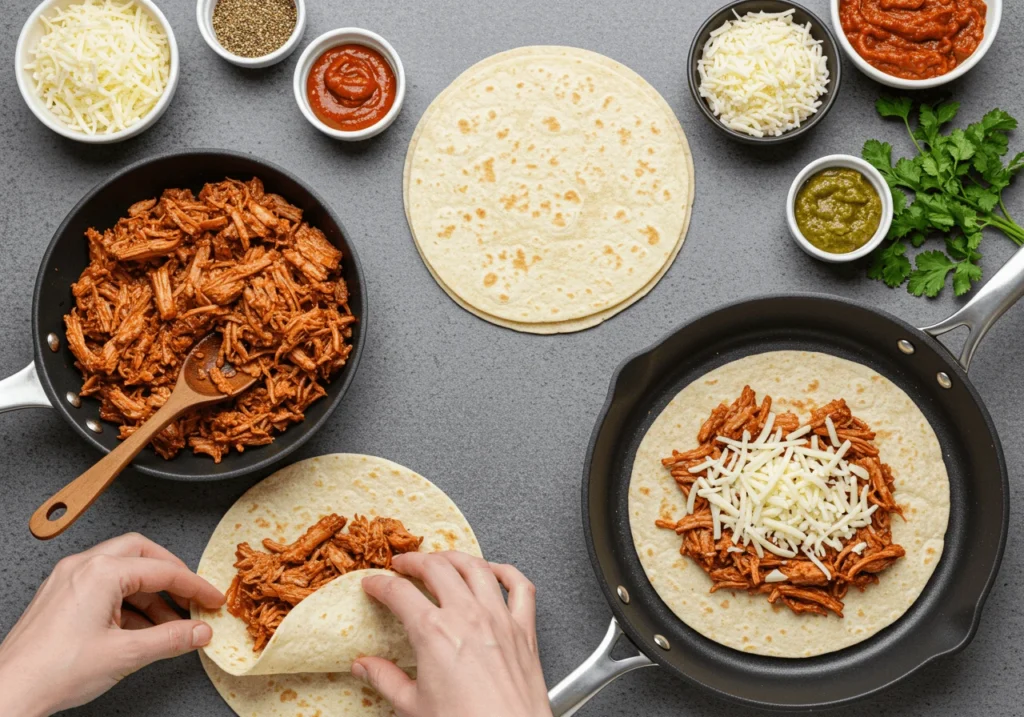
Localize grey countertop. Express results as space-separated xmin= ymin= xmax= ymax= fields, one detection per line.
xmin=1 ymin=0 xmax=1022 ymax=715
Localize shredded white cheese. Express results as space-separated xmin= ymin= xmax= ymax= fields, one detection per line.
xmin=764 ymin=568 xmax=788 ymax=583
xmin=685 ymin=414 xmax=877 ymax=572
xmin=697 ymin=9 xmax=829 ymax=138
xmin=25 ymin=0 xmax=170 ymax=135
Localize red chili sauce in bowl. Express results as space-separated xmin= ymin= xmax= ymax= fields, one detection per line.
xmin=839 ymin=0 xmax=987 ymax=80
xmin=306 ymin=44 xmax=396 ymax=131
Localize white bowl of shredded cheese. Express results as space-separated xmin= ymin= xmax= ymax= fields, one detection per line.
xmin=16 ymin=0 xmax=179 ymax=143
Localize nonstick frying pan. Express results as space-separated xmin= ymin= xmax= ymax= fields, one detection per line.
xmin=0 ymin=150 xmax=365 ymax=482
xmin=548 ymin=248 xmax=1024 ymax=713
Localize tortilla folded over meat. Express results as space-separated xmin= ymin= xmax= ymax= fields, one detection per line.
xmin=193 ymin=454 xmax=481 ymax=717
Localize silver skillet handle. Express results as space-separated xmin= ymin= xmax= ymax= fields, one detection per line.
xmin=548 ymin=618 xmax=654 ymax=717
xmin=0 ymin=362 xmax=52 ymax=413
xmin=922 ymin=246 xmax=1024 ymax=371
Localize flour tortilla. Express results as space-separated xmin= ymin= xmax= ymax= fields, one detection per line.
xmin=404 ymin=46 xmax=694 ymax=332
xmin=629 ymin=351 xmax=950 ymax=658
xmin=193 ymin=454 xmax=481 ymax=716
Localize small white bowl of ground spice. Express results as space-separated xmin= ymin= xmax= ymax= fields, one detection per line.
xmin=196 ymin=0 xmax=304 ymax=68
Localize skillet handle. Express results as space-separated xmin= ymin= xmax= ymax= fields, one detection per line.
xmin=0 ymin=362 xmax=52 ymax=413
xmin=921 ymin=246 xmax=1024 ymax=371
xmin=547 ymin=618 xmax=654 ymax=717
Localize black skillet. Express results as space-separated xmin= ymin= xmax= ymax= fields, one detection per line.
xmin=0 ymin=150 xmax=365 ymax=482
xmin=548 ymin=248 xmax=1024 ymax=712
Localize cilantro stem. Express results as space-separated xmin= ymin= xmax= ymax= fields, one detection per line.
xmin=1000 ymin=196 xmax=1017 ymax=224
xmin=904 ymin=118 xmax=923 ymax=155
xmin=982 ymin=214 xmax=1024 ymax=245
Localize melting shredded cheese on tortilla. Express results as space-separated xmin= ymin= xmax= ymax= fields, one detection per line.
xmin=25 ymin=0 xmax=170 ymax=135
xmin=697 ymin=9 xmax=829 ymax=138
xmin=685 ymin=414 xmax=878 ymax=577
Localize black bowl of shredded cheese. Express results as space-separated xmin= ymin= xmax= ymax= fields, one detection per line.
xmin=197 ymin=0 xmax=306 ymax=68
xmin=688 ymin=0 xmax=843 ymax=144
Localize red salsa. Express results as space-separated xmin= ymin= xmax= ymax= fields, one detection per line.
xmin=839 ymin=0 xmax=987 ymax=80
xmin=306 ymin=44 xmax=396 ymax=131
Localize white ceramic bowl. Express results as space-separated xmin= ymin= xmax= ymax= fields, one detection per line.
xmin=786 ymin=154 xmax=893 ymax=264
xmin=831 ymin=0 xmax=1000 ymax=89
xmin=196 ymin=0 xmax=305 ymax=69
xmin=293 ymin=28 xmax=405 ymax=141
xmin=15 ymin=0 xmax=179 ymax=144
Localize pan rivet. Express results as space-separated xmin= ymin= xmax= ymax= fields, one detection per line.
xmin=897 ymin=339 xmax=915 ymax=355
xmin=65 ymin=392 xmax=80 ymax=408
xmin=653 ymin=634 xmax=670 ymax=651
xmin=616 ymin=586 xmax=630 ymax=604
xmin=937 ymin=372 xmax=952 ymax=390
xmin=46 ymin=333 xmax=59 ymax=352
xmin=86 ymin=419 xmax=102 ymax=434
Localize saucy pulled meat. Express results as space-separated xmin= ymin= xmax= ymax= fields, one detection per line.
xmin=64 ymin=178 xmax=355 ymax=462
xmin=226 ymin=514 xmax=423 ymax=651
xmin=656 ymin=388 xmax=905 ymax=618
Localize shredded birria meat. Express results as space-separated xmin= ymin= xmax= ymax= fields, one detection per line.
xmin=64 ymin=178 xmax=355 ymax=462
xmin=656 ymin=387 xmax=905 ymax=618
xmin=226 ymin=514 xmax=423 ymax=651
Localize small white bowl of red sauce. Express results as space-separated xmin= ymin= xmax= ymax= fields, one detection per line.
xmin=293 ymin=28 xmax=405 ymax=141
xmin=831 ymin=0 xmax=1000 ymax=89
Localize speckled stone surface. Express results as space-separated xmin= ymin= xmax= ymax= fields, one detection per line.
xmin=0 ymin=0 xmax=1022 ymax=715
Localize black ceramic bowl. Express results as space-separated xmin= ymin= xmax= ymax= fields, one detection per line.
xmin=688 ymin=0 xmax=843 ymax=145
xmin=28 ymin=150 xmax=366 ymax=481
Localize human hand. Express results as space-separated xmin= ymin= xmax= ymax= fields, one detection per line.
xmin=354 ymin=551 xmax=552 ymax=717
xmin=0 ymin=532 xmax=224 ymax=717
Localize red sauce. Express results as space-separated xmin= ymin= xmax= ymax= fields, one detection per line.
xmin=839 ymin=0 xmax=987 ymax=80
xmin=306 ymin=44 xmax=396 ymax=131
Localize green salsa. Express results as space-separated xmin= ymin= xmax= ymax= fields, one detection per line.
xmin=795 ymin=168 xmax=882 ymax=254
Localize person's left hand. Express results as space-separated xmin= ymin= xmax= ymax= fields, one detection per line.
xmin=0 ymin=532 xmax=225 ymax=717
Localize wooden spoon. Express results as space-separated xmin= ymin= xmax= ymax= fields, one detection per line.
xmin=30 ymin=333 xmax=256 ymax=540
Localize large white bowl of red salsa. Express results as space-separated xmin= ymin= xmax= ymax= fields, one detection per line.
xmin=831 ymin=0 xmax=1000 ymax=89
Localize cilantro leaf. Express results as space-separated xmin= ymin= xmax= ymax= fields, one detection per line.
xmin=936 ymin=101 xmax=960 ymax=126
xmin=892 ymin=157 xmax=922 ymax=189
xmin=915 ymin=193 xmax=956 ymax=230
xmin=889 ymin=203 xmax=928 ymax=239
xmin=953 ymin=260 xmax=983 ymax=296
xmin=862 ymin=140 xmax=894 ymax=176
xmin=907 ymin=251 xmax=954 ymax=297
xmin=1009 ymin=151 xmax=1024 ymax=174
xmin=868 ymin=241 xmax=912 ymax=287
xmin=982 ymin=108 xmax=1017 ymax=133
xmin=963 ymin=184 xmax=1000 ymax=212
xmin=916 ymin=103 xmax=939 ymax=146
xmin=949 ymin=129 xmax=976 ymax=162
xmin=947 ymin=234 xmax=982 ymax=260
xmin=876 ymin=97 xmax=913 ymax=122
xmin=890 ymin=185 xmax=907 ymax=214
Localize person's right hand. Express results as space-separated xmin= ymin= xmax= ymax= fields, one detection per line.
xmin=354 ymin=551 xmax=552 ymax=717
xmin=0 ymin=532 xmax=224 ymax=717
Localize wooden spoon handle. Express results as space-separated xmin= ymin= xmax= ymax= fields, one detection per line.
xmin=30 ymin=391 xmax=194 ymax=540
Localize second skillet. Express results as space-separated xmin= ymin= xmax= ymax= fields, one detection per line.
xmin=0 ymin=150 xmax=366 ymax=482
xmin=547 ymin=247 xmax=1024 ymax=713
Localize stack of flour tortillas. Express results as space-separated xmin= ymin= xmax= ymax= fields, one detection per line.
xmin=404 ymin=46 xmax=695 ymax=334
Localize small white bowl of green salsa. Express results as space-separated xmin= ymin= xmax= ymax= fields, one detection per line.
xmin=786 ymin=154 xmax=893 ymax=263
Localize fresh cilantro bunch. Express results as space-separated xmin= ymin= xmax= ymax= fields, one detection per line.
xmin=862 ymin=97 xmax=1024 ymax=297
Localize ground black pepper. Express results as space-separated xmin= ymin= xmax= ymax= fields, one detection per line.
xmin=212 ymin=0 xmax=297 ymax=58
